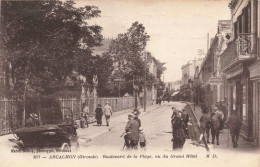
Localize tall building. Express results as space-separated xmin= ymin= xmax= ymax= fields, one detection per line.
xmin=220 ymin=0 xmax=259 ymax=146
xmin=199 ymin=20 xmax=231 ymax=112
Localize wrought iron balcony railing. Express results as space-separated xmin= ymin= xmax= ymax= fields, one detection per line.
xmin=237 ymin=33 xmax=257 ymax=60
xmin=220 ymin=33 xmax=257 ymax=72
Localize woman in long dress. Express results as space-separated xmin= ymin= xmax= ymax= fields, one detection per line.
xmin=95 ymin=104 xmax=103 ymax=126
xmin=171 ymin=111 xmax=186 ymax=150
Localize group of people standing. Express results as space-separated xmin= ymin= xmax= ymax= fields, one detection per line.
xmin=171 ymin=107 xmax=190 ymax=150
xmin=80 ymin=102 xmax=113 ymax=128
xmin=199 ymin=104 xmax=242 ymax=148
xmin=124 ymin=109 xmax=146 ymax=151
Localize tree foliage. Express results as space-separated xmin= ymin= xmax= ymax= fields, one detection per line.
xmin=109 ymin=22 xmax=150 ymax=79
xmin=107 ymin=22 xmax=166 ymax=96
xmin=1 ymin=0 xmax=104 ymax=98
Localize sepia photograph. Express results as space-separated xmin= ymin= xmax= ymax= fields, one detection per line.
xmin=0 ymin=0 xmax=259 ymax=167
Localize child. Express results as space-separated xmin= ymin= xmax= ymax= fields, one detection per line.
xmin=139 ymin=127 xmax=146 ymax=151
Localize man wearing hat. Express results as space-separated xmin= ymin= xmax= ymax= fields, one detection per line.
xmin=25 ymin=113 xmax=39 ymax=127
xmin=180 ymin=108 xmax=190 ymax=138
xmin=125 ymin=113 xmax=140 ymax=150
xmin=210 ymin=106 xmax=223 ymax=145
xmin=133 ymin=109 xmax=141 ymax=127
xmin=227 ymin=110 xmax=242 ymax=148
xmin=104 ymin=102 xmax=113 ymax=126
xmin=171 ymin=107 xmax=177 ymax=118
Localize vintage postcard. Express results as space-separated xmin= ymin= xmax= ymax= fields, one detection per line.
xmin=0 ymin=0 xmax=259 ymax=167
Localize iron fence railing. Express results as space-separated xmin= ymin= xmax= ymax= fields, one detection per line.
xmin=0 ymin=97 xmax=143 ymax=136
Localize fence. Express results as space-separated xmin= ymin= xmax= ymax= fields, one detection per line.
xmin=0 ymin=97 xmax=139 ymax=136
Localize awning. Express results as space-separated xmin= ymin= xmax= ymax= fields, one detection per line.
xmin=171 ymin=91 xmax=180 ymax=97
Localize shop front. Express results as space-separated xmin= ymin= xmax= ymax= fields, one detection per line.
xmin=249 ymin=60 xmax=260 ymax=147
xmin=225 ymin=63 xmax=253 ymax=141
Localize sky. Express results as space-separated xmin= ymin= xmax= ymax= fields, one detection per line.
xmin=76 ymin=0 xmax=231 ymax=82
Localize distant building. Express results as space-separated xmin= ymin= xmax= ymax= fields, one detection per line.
xmin=181 ymin=58 xmax=204 ymax=87
xmin=180 ymin=58 xmax=204 ymax=101
xmin=165 ymin=80 xmax=181 ymax=92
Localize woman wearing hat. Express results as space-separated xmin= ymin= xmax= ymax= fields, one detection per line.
xmin=95 ymin=104 xmax=103 ymax=126
xmin=171 ymin=111 xmax=186 ymax=150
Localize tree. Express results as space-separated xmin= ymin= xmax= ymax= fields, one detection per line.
xmin=107 ymin=22 xmax=149 ymax=95
xmin=106 ymin=22 xmax=167 ymax=96
xmin=109 ymin=22 xmax=150 ymax=79
xmin=1 ymin=0 xmax=103 ymax=98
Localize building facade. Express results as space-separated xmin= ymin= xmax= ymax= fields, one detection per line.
xmin=180 ymin=58 xmax=204 ymax=101
xmin=200 ymin=20 xmax=231 ymax=114
xmin=219 ymin=0 xmax=259 ymax=145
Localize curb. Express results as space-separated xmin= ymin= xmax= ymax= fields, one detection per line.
xmin=78 ymin=128 xmax=110 ymax=145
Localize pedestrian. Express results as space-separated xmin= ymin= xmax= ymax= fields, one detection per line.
xmin=171 ymin=107 xmax=177 ymax=118
xmin=133 ymin=109 xmax=141 ymax=127
xmin=171 ymin=110 xmax=186 ymax=150
xmin=25 ymin=113 xmax=39 ymax=127
xmin=210 ymin=106 xmax=222 ymax=145
xmin=123 ymin=114 xmax=133 ymax=150
xmin=199 ymin=108 xmax=211 ymax=144
xmin=82 ymin=103 xmax=89 ymax=128
xmin=139 ymin=127 xmax=146 ymax=151
xmin=227 ymin=111 xmax=242 ymax=148
xmin=180 ymin=108 xmax=190 ymax=138
xmin=25 ymin=116 xmax=34 ymax=127
xmin=125 ymin=113 xmax=140 ymax=150
xmin=215 ymin=103 xmax=225 ymax=130
xmin=158 ymin=96 xmax=162 ymax=105
xmin=104 ymin=102 xmax=113 ymax=126
xmin=95 ymin=104 xmax=103 ymax=126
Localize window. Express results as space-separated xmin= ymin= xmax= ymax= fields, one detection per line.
xmin=234 ymin=22 xmax=238 ymax=39
xmin=232 ymin=86 xmax=236 ymax=111
xmin=233 ymin=3 xmax=251 ymax=38
xmin=242 ymin=84 xmax=247 ymax=122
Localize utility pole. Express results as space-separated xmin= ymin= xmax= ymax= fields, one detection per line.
xmin=144 ymin=52 xmax=147 ymax=112
xmin=207 ymin=33 xmax=209 ymax=52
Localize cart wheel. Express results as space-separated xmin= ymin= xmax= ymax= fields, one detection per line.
xmin=60 ymin=142 xmax=70 ymax=151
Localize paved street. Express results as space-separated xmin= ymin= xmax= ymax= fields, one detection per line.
xmin=1 ymin=101 xmax=259 ymax=155
xmin=77 ymin=101 xmax=207 ymax=153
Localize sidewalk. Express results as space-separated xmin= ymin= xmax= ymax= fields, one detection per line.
xmin=185 ymin=102 xmax=258 ymax=152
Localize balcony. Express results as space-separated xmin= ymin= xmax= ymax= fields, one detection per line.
xmin=220 ymin=33 xmax=257 ymax=72
xmin=237 ymin=33 xmax=257 ymax=60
